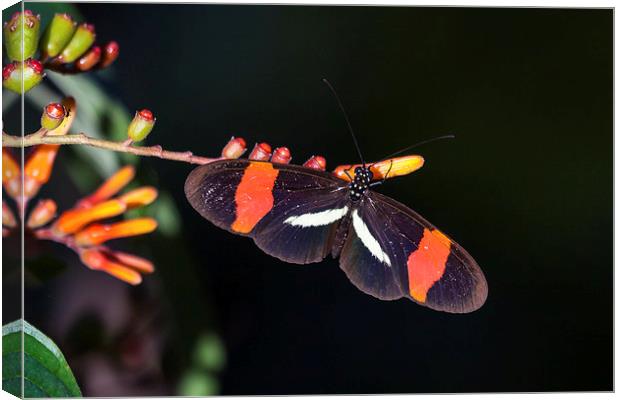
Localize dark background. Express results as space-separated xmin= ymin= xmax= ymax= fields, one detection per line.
xmin=19 ymin=4 xmax=614 ymax=395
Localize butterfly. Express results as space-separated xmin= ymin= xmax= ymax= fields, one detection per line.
xmin=184 ymin=81 xmax=487 ymax=313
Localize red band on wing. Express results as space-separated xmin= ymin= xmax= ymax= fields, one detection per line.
xmin=231 ymin=162 xmax=279 ymax=234
xmin=407 ymin=228 xmax=451 ymax=302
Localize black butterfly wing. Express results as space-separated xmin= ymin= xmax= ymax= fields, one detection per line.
xmin=343 ymin=191 xmax=488 ymax=313
xmin=185 ymin=159 xmax=350 ymax=264
xmin=334 ymin=200 xmax=406 ymax=300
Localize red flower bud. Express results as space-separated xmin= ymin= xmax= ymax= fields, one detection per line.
xmin=26 ymin=58 xmax=43 ymax=74
xmin=2 ymin=63 xmax=15 ymax=81
xmin=303 ymin=155 xmax=327 ymax=171
xmin=75 ymin=45 xmax=101 ymax=71
xmin=127 ymin=109 xmax=155 ymax=142
xmin=271 ymin=147 xmax=292 ymax=164
xmin=99 ymin=41 xmax=119 ymax=68
xmin=248 ymin=142 xmax=272 ymax=161
xmin=40 ymin=102 xmax=66 ymax=130
xmin=3 ymin=59 xmax=44 ymax=93
xmin=221 ymin=137 xmax=247 ymax=159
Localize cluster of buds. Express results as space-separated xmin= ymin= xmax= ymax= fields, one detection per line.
xmin=2 ymin=11 xmax=119 ymax=94
xmin=218 ymin=136 xmax=424 ymax=182
xmin=219 ymin=136 xmax=328 ymax=171
xmin=2 ymin=98 xmax=159 ymax=285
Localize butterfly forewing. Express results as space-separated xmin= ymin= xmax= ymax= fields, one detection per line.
xmin=185 ymin=159 xmax=350 ymax=263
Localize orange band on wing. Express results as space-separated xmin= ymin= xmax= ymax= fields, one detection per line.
xmin=231 ymin=162 xmax=279 ymax=234
xmin=407 ymin=228 xmax=451 ymax=302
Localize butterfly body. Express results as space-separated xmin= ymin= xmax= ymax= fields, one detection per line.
xmin=185 ymin=158 xmax=487 ymax=313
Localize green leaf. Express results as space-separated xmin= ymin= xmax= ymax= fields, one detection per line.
xmin=2 ymin=320 xmax=82 ymax=398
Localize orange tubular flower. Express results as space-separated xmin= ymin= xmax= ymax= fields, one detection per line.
xmin=23 ymin=144 xmax=61 ymax=199
xmin=80 ymin=248 xmax=144 ymax=285
xmin=2 ymin=149 xmax=21 ymax=199
xmin=333 ymin=155 xmax=425 ymax=182
xmin=53 ymin=199 xmax=127 ymax=235
xmin=73 ymin=218 xmax=158 ymax=247
xmin=26 ymin=199 xmax=57 ymax=229
xmin=2 ymin=201 xmax=17 ymax=228
xmin=102 ymin=249 xmax=154 ymax=273
xmin=117 ymin=186 xmax=158 ymax=209
xmin=77 ymin=165 xmax=135 ymax=208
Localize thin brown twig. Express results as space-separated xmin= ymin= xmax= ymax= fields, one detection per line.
xmin=2 ymin=131 xmax=220 ymax=165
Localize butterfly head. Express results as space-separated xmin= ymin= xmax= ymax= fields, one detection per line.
xmin=349 ymin=166 xmax=373 ymax=201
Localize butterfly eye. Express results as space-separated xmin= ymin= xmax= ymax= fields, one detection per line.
xmin=354 ymin=166 xmax=363 ymax=174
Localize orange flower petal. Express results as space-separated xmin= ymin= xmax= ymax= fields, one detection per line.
xmin=333 ymin=155 xmax=425 ymax=182
xmin=23 ymin=144 xmax=61 ymax=198
xmin=53 ymin=199 xmax=127 ymax=235
xmin=3 ymin=201 xmax=17 ymax=228
xmin=103 ymin=250 xmax=154 ymax=274
xmin=80 ymin=248 xmax=142 ymax=285
xmin=2 ymin=149 xmax=21 ymax=199
xmin=26 ymin=199 xmax=57 ymax=229
xmin=118 ymin=186 xmax=158 ymax=209
xmin=78 ymin=165 xmax=135 ymax=208
xmin=74 ymin=217 xmax=158 ymax=246
xmin=47 ymin=97 xmax=76 ymax=137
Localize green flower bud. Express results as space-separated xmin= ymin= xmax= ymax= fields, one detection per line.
xmin=39 ymin=13 xmax=76 ymax=58
xmin=59 ymin=23 xmax=95 ymax=63
xmin=2 ymin=59 xmax=44 ymax=94
xmin=3 ymin=10 xmax=40 ymax=62
xmin=127 ymin=109 xmax=156 ymax=142
xmin=40 ymin=102 xmax=66 ymax=130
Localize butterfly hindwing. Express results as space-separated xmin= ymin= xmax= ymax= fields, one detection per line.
xmin=363 ymin=192 xmax=488 ymax=313
xmin=337 ymin=203 xmax=406 ymax=300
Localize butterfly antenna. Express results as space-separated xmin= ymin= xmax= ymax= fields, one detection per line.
xmin=378 ymin=134 xmax=456 ymax=163
xmin=322 ymin=78 xmax=365 ymax=166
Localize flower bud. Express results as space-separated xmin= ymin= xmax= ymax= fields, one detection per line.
xmin=3 ymin=10 xmax=40 ymax=61
xmin=127 ymin=109 xmax=155 ymax=142
xmin=221 ymin=137 xmax=247 ymax=159
xmin=39 ymin=13 xmax=76 ymax=58
xmin=59 ymin=23 xmax=95 ymax=63
xmin=99 ymin=41 xmax=119 ymax=68
xmin=248 ymin=142 xmax=271 ymax=161
xmin=2 ymin=59 xmax=44 ymax=94
xmin=271 ymin=147 xmax=292 ymax=164
xmin=75 ymin=45 xmax=101 ymax=71
xmin=303 ymin=155 xmax=327 ymax=171
xmin=47 ymin=96 xmax=76 ymax=136
xmin=40 ymin=102 xmax=66 ymax=130
xmin=26 ymin=199 xmax=57 ymax=229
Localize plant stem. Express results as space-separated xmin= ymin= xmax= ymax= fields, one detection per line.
xmin=2 ymin=132 xmax=220 ymax=165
